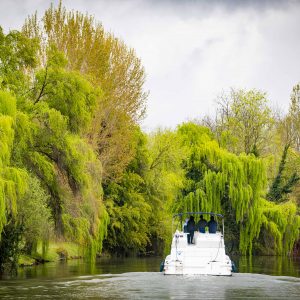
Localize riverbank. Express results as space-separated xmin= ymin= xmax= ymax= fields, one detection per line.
xmin=18 ymin=241 xmax=83 ymax=267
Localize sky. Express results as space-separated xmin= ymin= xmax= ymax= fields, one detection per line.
xmin=0 ymin=0 xmax=300 ymax=130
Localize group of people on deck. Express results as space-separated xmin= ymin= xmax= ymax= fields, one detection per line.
xmin=184 ymin=215 xmax=217 ymax=244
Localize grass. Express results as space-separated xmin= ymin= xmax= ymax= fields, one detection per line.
xmin=35 ymin=240 xmax=82 ymax=261
xmin=18 ymin=254 xmax=36 ymax=266
xmin=18 ymin=241 xmax=83 ymax=266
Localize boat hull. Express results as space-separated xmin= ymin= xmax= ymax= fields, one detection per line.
xmin=164 ymin=258 xmax=232 ymax=276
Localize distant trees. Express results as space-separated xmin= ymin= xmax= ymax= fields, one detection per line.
xmin=203 ymin=89 xmax=274 ymax=156
xmin=269 ymin=83 xmax=300 ymax=206
xmin=288 ymin=83 xmax=300 ymax=151
xmin=267 ymin=144 xmax=300 ymax=203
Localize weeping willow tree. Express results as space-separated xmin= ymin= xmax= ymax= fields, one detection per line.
xmin=20 ymin=50 xmax=109 ymax=259
xmin=17 ymin=1 xmax=149 ymax=257
xmin=174 ymin=122 xmax=300 ymax=255
xmin=1 ymin=0 xmax=147 ymax=262
xmin=0 ymin=24 xmax=109 ymax=264
xmin=0 ymin=28 xmax=55 ymax=273
xmin=0 ymin=91 xmax=26 ymax=232
xmin=0 ymin=91 xmax=29 ymax=272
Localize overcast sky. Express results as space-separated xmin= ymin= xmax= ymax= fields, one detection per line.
xmin=0 ymin=0 xmax=300 ymax=130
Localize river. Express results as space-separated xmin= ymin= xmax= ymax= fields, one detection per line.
xmin=0 ymin=256 xmax=299 ymax=299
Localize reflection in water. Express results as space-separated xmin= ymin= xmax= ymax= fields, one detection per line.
xmin=0 ymin=256 xmax=299 ymax=299
xmin=15 ymin=257 xmax=162 ymax=280
xmin=236 ymin=256 xmax=300 ymax=277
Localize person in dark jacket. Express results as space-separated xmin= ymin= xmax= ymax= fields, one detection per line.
xmin=187 ymin=216 xmax=195 ymax=244
xmin=207 ymin=215 xmax=217 ymax=233
xmin=197 ymin=215 xmax=207 ymax=233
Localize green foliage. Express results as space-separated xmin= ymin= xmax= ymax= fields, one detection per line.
xmin=17 ymin=175 xmax=53 ymax=254
xmin=103 ymin=129 xmax=151 ymax=254
xmin=0 ymin=217 xmax=24 ymax=275
xmin=24 ymin=96 xmax=108 ymax=258
xmin=0 ymin=2 xmax=299 ymax=273
xmin=213 ymin=89 xmax=274 ymax=155
xmin=0 ymin=90 xmax=16 ymax=118
xmin=267 ymin=144 xmax=300 ymax=202
xmin=104 ymin=171 xmax=151 ymax=255
xmin=23 ymin=1 xmax=147 ymax=183
xmin=0 ymin=24 xmax=109 ymax=270
xmin=173 ymin=122 xmax=299 ymax=255
xmin=32 ymin=53 xmax=100 ymax=134
xmin=145 ymin=129 xmax=186 ymax=253
xmin=103 ymin=128 xmax=185 ymax=255
xmin=0 ymin=27 xmax=39 ymax=94
xmin=0 ymin=90 xmax=30 ymax=274
xmin=102 ymin=121 xmax=299 ymax=257
xmin=287 ymin=83 xmax=300 ymax=151
xmin=0 ymin=91 xmax=29 ymax=237
xmin=259 ymin=199 xmax=300 ymax=255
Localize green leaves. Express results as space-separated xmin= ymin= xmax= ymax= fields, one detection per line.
xmin=24 ymin=2 xmax=147 ymax=183
xmin=17 ymin=175 xmax=52 ymax=254
xmin=173 ymin=122 xmax=299 ymax=256
xmin=213 ymin=89 xmax=274 ymax=155
xmin=104 ymin=171 xmax=151 ymax=254
xmin=0 ymin=25 xmax=107 ymax=266
xmin=33 ymin=64 xmax=99 ymax=134
xmin=0 ymin=27 xmax=39 ymax=94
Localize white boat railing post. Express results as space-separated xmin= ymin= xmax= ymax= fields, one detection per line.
xmin=222 ymin=218 xmax=224 ymax=237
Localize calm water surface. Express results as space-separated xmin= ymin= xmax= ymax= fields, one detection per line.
xmin=0 ymin=256 xmax=299 ymax=299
